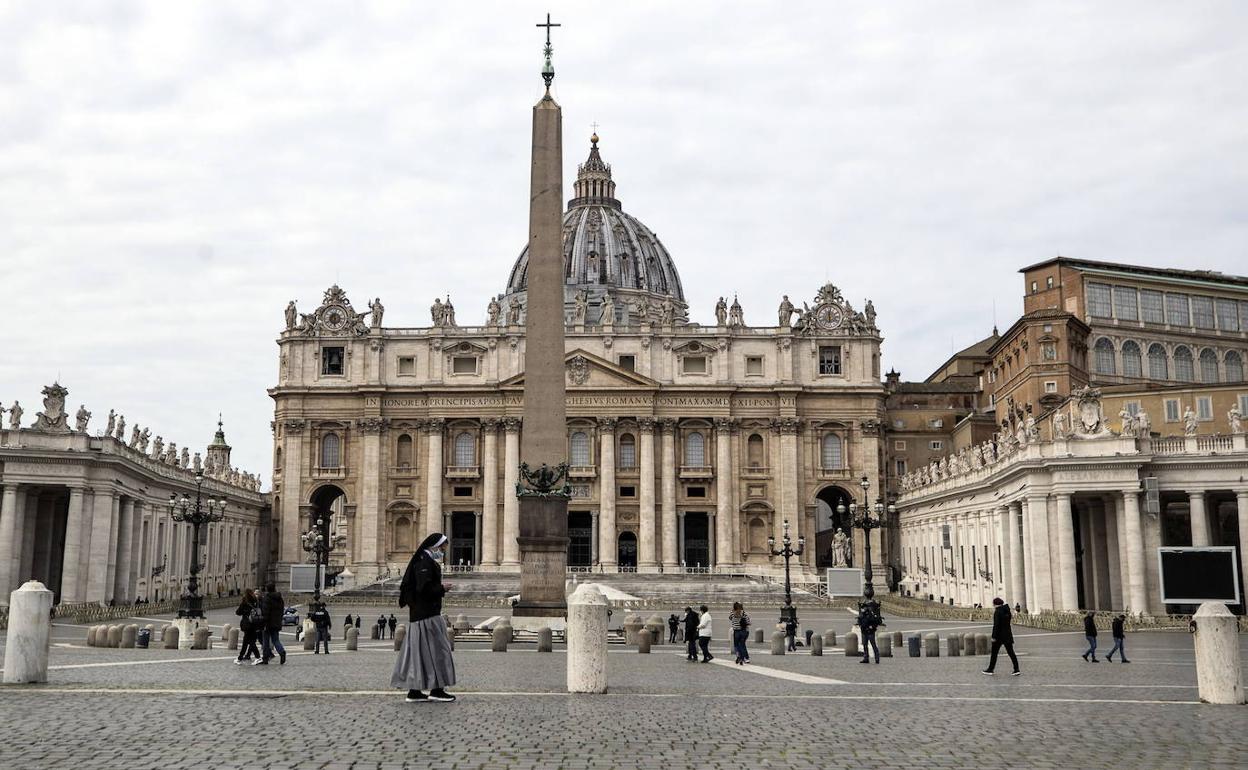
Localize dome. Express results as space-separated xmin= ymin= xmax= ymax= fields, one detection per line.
xmin=502 ymin=135 xmax=687 ymax=324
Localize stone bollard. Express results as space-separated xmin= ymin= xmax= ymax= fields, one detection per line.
xmin=192 ymin=627 xmax=211 ymax=650
xmin=878 ymin=633 xmax=893 ymax=658
xmin=1193 ymin=602 xmax=1245 ymax=704
xmin=623 ymin=615 xmax=644 ymax=646
xmin=975 ymin=634 xmax=989 ymax=655
xmin=86 ymin=625 xmax=98 ymax=647
xmin=303 ymin=620 xmax=317 ymax=651
xmin=638 ymin=628 xmax=652 ymax=653
xmin=948 ymin=634 xmax=961 ymax=657
xmin=844 ymin=632 xmax=859 ymax=657
xmin=121 ymin=625 xmax=137 ymax=649
xmin=907 ymin=634 xmax=921 ymax=657
xmin=822 ymin=630 xmax=836 ymax=648
xmin=221 ymin=623 xmax=232 ymax=641
xmin=372 ymin=625 xmax=380 ymax=640
xmin=962 ymin=632 xmax=977 ymax=656
xmin=771 ymin=630 xmax=786 ymax=655
xmin=892 ymin=630 xmax=903 ymax=647
xmin=393 ymin=623 xmax=407 ymax=651
xmin=346 ymin=627 xmax=359 ymax=651
xmin=160 ymin=625 xmax=172 ymax=646
xmin=645 ymin=621 xmax=664 ymax=646
xmin=492 ymin=623 xmax=512 ymax=652
xmin=811 ymin=634 xmax=823 ymax=656
xmin=537 ymin=626 xmax=553 ymax=653
xmin=753 ymin=629 xmax=764 ymax=644
xmin=454 ymin=613 xmax=470 ymax=632
xmin=107 ymin=625 xmax=122 ymax=648
xmin=567 ymin=583 xmax=609 ymax=694
xmin=227 ymin=627 xmax=240 ymax=650
xmin=924 ymin=633 xmax=939 ymax=657
xmin=3 ymin=581 xmax=55 ymax=684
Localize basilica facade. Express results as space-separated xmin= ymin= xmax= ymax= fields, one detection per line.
xmin=270 ymin=136 xmax=889 ymax=586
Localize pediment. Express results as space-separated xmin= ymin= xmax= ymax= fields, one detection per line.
xmin=500 ymin=349 xmax=659 ymax=390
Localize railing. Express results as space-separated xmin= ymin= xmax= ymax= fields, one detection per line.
xmin=312 ymin=466 xmax=348 ymax=479
xmin=389 ymin=465 xmax=419 ymax=477
xmin=1151 ymin=436 xmax=1187 ymax=454
xmin=444 ymin=564 xmax=475 ymax=573
xmin=678 ymin=465 xmax=713 ymax=479
xmin=568 ymin=465 xmax=597 ymax=479
xmin=1196 ymin=435 xmax=1234 ymax=452
xmin=445 ymin=465 xmax=479 ymax=479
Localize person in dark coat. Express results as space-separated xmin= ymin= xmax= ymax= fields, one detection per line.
xmin=343 ymin=613 xmax=354 ymax=639
xmin=378 ymin=613 xmax=388 ymax=639
xmin=682 ymin=606 xmax=700 ymax=661
xmin=1082 ymin=611 xmax=1099 ymax=662
xmin=234 ymin=588 xmax=262 ymax=663
xmin=667 ymin=614 xmax=679 ymax=644
xmin=856 ymin=601 xmax=884 ymax=664
xmin=388 ymin=614 xmax=398 ymax=638
xmin=1106 ymin=614 xmax=1130 ymax=663
xmin=257 ymin=583 xmax=286 ymax=665
xmin=310 ymin=602 xmax=332 ymax=654
xmin=390 ymin=533 xmax=457 ymax=703
xmin=981 ymin=597 xmax=1020 ymax=675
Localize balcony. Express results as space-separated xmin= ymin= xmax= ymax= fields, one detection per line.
xmin=312 ymin=466 xmax=348 ymax=479
xmin=568 ymin=465 xmax=597 ymax=479
xmin=445 ymin=465 xmax=480 ymax=480
xmin=679 ymin=465 xmax=714 ymax=480
xmin=390 ymin=465 xmax=419 ymax=477
xmin=741 ymin=464 xmax=771 ymax=477
xmin=818 ymin=466 xmax=852 ymax=479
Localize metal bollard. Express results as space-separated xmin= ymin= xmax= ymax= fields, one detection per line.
xmin=907 ymin=634 xmax=921 ymax=657
xmin=537 ymin=626 xmax=553 ymax=653
xmin=492 ymin=623 xmax=512 ymax=652
xmin=878 ymin=633 xmax=893 ymax=658
xmin=346 ymin=627 xmax=359 ymax=651
xmin=811 ymin=634 xmax=823 ymax=656
xmin=948 ymin=635 xmax=961 ymax=657
xmin=771 ymin=630 xmax=786 ymax=655
xmin=638 ymin=628 xmax=652 ymax=653
xmin=924 ymin=633 xmax=939 ymax=657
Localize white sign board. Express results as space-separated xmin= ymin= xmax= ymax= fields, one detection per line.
xmin=289 ymin=564 xmax=323 ymax=594
xmin=1157 ymin=547 xmax=1240 ymax=605
xmin=825 ymin=568 xmax=863 ymax=597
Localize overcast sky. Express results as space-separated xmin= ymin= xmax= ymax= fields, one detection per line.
xmin=3 ymin=1 xmax=1246 ymax=484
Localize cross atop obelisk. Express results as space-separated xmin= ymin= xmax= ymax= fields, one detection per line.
xmin=537 ymin=13 xmax=560 ymax=91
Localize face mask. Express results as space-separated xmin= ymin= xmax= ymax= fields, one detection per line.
xmin=429 ymin=549 xmax=445 ymax=561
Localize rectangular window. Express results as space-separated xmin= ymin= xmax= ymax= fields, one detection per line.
xmin=686 ymin=486 xmax=706 ymax=498
xmin=618 ymin=439 xmax=636 ymax=469
xmin=1112 ymin=286 xmax=1138 ymax=321
xmin=451 ymin=356 xmax=478 ymax=374
xmin=892 ymin=419 xmax=905 ymax=429
xmin=617 ymin=355 xmax=636 ymax=372
xmin=745 ymin=355 xmax=764 ymax=376
xmin=1086 ymin=282 xmax=1112 ymax=318
xmin=929 ymin=440 xmax=943 ymax=451
xmin=682 ymin=356 xmax=707 ymax=375
xmin=818 ymin=346 xmax=842 ymax=375
xmin=1241 ymin=302 xmax=1248 ymax=333
xmin=1125 ymin=401 xmax=1140 ymax=416
xmin=1197 ymin=396 xmax=1213 ymax=420
xmin=1215 ymin=298 xmax=1240 ymax=331
xmin=1240 ymin=394 xmax=1248 ymax=415
xmin=452 ymin=486 xmax=473 ymax=498
xmin=1165 ymin=293 xmax=1190 ymax=326
xmin=397 ymin=356 xmax=416 ymax=375
xmin=893 ymin=440 xmax=907 ymax=450
xmin=928 ymin=419 xmax=943 ymax=429
xmin=895 ymin=459 xmax=907 ymax=476
xmin=1164 ymin=398 xmax=1180 ymax=422
xmin=1044 ymin=381 xmax=1057 ymax=393
xmin=1046 ymin=276 xmax=1054 ymax=289
xmin=619 ymin=485 xmax=636 ymax=498
xmin=1030 ymin=281 xmax=1037 ymax=293
xmin=1191 ymin=296 xmax=1215 ymax=329
xmin=1139 ymin=290 xmax=1165 ymax=324
xmin=321 ymin=346 xmax=345 ymax=376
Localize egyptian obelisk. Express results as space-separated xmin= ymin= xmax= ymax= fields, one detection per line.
xmin=513 ymin=14 xmax=570 ymax=620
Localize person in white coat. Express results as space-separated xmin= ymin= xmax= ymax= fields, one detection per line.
xmin=696 ymin=605 xmax=714 ymax=663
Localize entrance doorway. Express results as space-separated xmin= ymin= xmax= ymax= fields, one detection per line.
xmin=449 ymin=511 xmax=477 ymax=567
xmin=815 ymin=486 xmax=854 ymax=570
xmin=682 ymin=512 xmax=710 ymax=568
xmin=568 ymin=511 xmax=593 ymax=567
xmin=617 ymin=532 xmax=638 ymax=568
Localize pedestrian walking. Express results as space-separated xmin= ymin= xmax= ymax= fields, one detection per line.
xmin=311 ymin=602 xmax=332 ymax=654
xmin=981 ymin=597 xmax=1021 ymax=676
xmin=1105 ymin=614 xmax=1130 ymax=663
xmin=1082 ymin=611 xmax=1099 ymax=662
xmin=697 ymin=605 xmax=714 ymax=663
xmin=682 ymin=606 xmax=700 ymax=661
xmin=667 ymin=613 xmax=679 ymax=644
xmin=388 ymin=614 xmax=397 ymax=639
xmin=256 ymin=583 xmax=287 ymax=665
xmin=784 ymin=612 xmax=798 ymax=652
xmin=857 ymin=601 xmax=884 ymax=664
xmin=378 ymin=614 xmax=387 ymax=639
xmin=234 ymin=588 xmax=263 ymax=664
xmin=391 ymin=533 xmax=457 ymax=703
xmin=728 ymin=602 xmax=751 ymax=665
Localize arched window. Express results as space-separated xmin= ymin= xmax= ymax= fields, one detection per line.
xmin=617 ymin=433 xmax=636 ymax=468
xmin=821 ymin=434 xmax=843 ymax=469
xmin=747 ymin=433 xmax=764 ymax=467
xmin=1226 ymin=351 xmax=1244 ymax=382
xmin=453 ymin=432 xmax=475 ymax=466
xmin=1147 ymin=343 xmax=1168 ymax=380
xmin=396 ymin=434 xmax=413 ymax=467
xmin=274 ymin=446 xmax=283 ymax=469
xmin=1174 ymin=346 xmax=1195 ymax=382
xmin=1093 ymin=337 xmax=1116 ymax=375
xmin=684 ymin=432 xmax=705 ymax=466
xmin=393 ymin=516 xmax=412 ymax=551
xmin=1121 ymin=341 xmax=1142 ymax=378
xmin=320 ymin=433 xmax=341 ymax=469
xmin=1199 ymin=348 xmax=1219 ymax=383
xmin=570 ymin=431 xmax=590 ymax=466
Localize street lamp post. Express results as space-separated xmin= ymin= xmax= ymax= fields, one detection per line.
xmin=301 ymin=514 xmax=347 ymax=603
xmin=767 ymin=519 xmax=805 ymax=623
xmin=168 ymin=473 xmax=226 ymax=619
xmin=836 ymin=475 xmax=896 ymax=605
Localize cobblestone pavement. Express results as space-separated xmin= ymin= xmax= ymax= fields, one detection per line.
xmin=1 ymin=606 xmax=1244 ymax=769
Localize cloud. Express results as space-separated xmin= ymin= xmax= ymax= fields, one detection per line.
xmin=2 ymin=1 xmax=1246 ymax=479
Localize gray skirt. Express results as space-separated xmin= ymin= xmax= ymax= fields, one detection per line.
xmin=390 ymin=615 xmax=456 ymax=691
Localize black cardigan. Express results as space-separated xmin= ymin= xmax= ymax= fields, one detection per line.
xmin=399 ymin=552 xmax=446 ymax=622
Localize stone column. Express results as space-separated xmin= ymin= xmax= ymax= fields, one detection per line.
xmin=1008 ymin=502 xmax=1026 ymax=608
xmin=1027 ymin=495 xmax=1053 ymax=610
xmin=714 ymin=418 xmax=733 ymax=570
xmin=658 ymin=419 xmax=677 ymax=571
xmin=0 ymin=485 xmax=20 ymax=601
xmin=729 ymin=424 xmax=742 ymax=560
xmin=1053 ymin=493 xmax=1078 ymax=610
xmin=501 ymin=418 xmax=521 ymax=568
xmin=1238 ymin=491 xmax=1248 ymax=605
xmin=59 ymin=488 xmax=85 ymax=603
xmin=637 ymin=418 xmax=657 ymax=569
xmin=279 ymin=420 xmax=306 ymax=576
xmin=1122 ymin=490 xmax=1148 ymax=613
xmin=1110 ymin=494 xmax=1129 ymax=611
xmin=481 ymin=419 xmax=499 ymax=567
xmin=86 ymin=490 xmax=116 ymax=602
xmin=14 ymin=491 xmax=34 ymax=590
xmin=676 ymin=511 xmax=686 ymax=566
xmin=473 ymin=511 xmax=483 ymax=566
xmin=113 ymin=498 xmax=135 ymax=603
xmin=1188 ymin=491 xmax=1210 ymax=547
xmin=424 ymin=419 xmax=445 ymax=541
xmin=358 ymin=419 xmax=385 ymax=574
xmin=708 ymin=512 xmax=717 ymax=568
xmin=597 ymin=418 xmax=617 ymax=569
xmin=1090 ymin=504 xmax=1112 ymax=610
xmin=778 ymin=419 xmax=800 ymax=565
xmin=104 ymin=493 xmax=121 ymax=602
xmin=589 ymin=511 xmax=599 ymax=566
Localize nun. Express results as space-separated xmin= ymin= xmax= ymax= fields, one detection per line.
xmin=391 ymin=532 xmax=457 ymax=702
